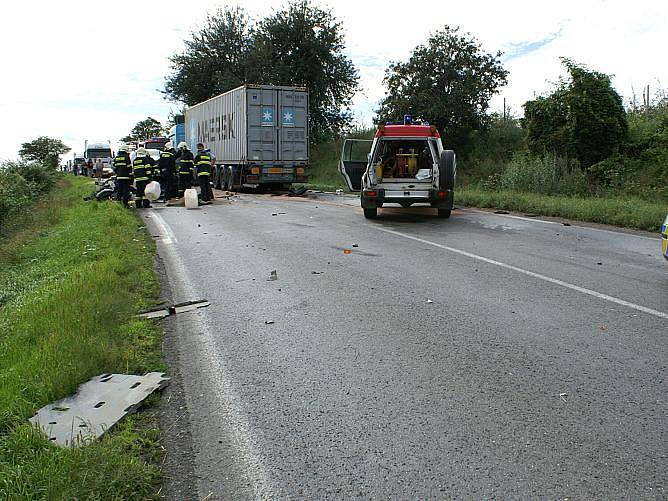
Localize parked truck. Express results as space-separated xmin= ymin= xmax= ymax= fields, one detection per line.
xmin=185 ymin=84 xmax=309 ymax=190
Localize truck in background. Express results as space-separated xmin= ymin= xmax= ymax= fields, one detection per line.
xmin=168 ymin=123 xmax=185 ymax=149
xmin=185 ymin=84 xmax=309 ymax=191
xmin=142 ymin=137 xmax=169 ymax=151
xmin=84 ymin=141 xmax=113 ymax=170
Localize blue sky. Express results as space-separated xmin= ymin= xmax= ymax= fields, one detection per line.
xmin=1 ymin=0 xmax=666 ymax=160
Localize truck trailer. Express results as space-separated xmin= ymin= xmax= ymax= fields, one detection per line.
xmin=184 ymin=84 xmax=309 ymax=190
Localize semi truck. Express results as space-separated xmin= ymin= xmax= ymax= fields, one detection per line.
xmin=185 ymin=84 xmax=309 ymax=190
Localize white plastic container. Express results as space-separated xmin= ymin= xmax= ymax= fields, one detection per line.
xmin=144 ymin=181 xmax=161 ymax=201
xmin=184 ymin=188 xmax=198 ymax=209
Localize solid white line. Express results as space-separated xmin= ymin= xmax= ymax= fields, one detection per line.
xmin=375 ymin=226 xmax=668 ymax=320
xmin=149 ymin=211 xmax=178 ymax=244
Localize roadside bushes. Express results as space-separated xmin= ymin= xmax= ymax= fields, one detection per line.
xmin=0 ymin=161 xmax=58 ymax=234
xmin=496 ymin=153 xmax=587 ymax=196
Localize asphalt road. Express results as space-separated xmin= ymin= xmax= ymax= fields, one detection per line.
xmin=146 ymin=192 xmax=667 ymax=499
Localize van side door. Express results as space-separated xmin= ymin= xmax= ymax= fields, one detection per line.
xmin=339 ymin=139 xmax=372 ymax=192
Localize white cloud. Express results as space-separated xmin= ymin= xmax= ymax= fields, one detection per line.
xmin=1 ymin=0 xmax=666 ymax=160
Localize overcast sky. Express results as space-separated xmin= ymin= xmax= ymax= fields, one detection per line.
xmin=1 ymin=0 xmax=666 ymax=161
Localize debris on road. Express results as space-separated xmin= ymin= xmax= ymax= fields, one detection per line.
xmin=265 ymin=320 xmax=275 ymax=325
xmin=426 ymin=299 xmax=433 ymax=304
xmin=494 ymin=210 xmax=509 ymax=214
xmin=311 ymin=271 xmax=324 ymax=275
xmin=335 ymin=189 xmax=343 ymax=196
xmin=30 ymin=372 xmax=170 ymax=447
xmin=271 ymin=212 xmax=287 ymax=216
xmin=137 ymin=300 xmax=210 ymax=319
xmin=288 ymin=186 xmax=308 ymax=197
xmin=352 ymin=244 xmax=359 ymax=248
xmin=563 ymin=222 xmax=571 ymax=226
xmin=597 ymin=262 xmax=603 ymax=265
xmin=343 ymin=249 xmax=351 ymax=255
xmin=559 ymin=393 xmax=568 ymax=402
xmin=268 ymin=270 xmax=278 ymax=281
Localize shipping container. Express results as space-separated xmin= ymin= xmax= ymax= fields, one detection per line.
xmin=184 ymin=84 xmax=309 ymax=190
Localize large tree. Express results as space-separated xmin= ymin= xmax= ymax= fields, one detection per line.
xmin=164 ymin=1 xmax=359 ymax=143
xmin=18 ymin=136 xmax=71 ymax=169
xmin=523 ymin=59 xmax=627 ymax=168
xmin=164 ymin=7 xmax=255 ymax=106
xmin=376 ymin=26 xmax=508 ymax=153
xmin=120 ymin=117 xmax=165 ymax=143
xmin=252 ymin=1 xmax=359 ymax=142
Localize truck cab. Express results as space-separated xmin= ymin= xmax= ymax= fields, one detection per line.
xmin=339 ymin=119 xmax=456 ymax=219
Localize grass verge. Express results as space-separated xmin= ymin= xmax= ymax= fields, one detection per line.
xmin=457 ymin=185 xmax=666 ymax=232
xmin=0 ymin=176 xmax=164 ymax=499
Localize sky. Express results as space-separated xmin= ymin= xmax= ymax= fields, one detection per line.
xmin=1 ymin=0 xmax=666 ymax=161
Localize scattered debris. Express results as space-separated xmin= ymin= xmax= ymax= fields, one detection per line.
xmin=600 ymin=325 xmax=608 ymax=331
xmin=137 ymin=300 xmax=210 ymax=319
xmin=29 ymin=373 xmax=170 ymax=447
xmin=268 ymin=270 xmax=278 ymax=281
xmin=271 ymin=212 xmax=287 ymax=216
xmin=494 ymin=210 xmax=509 ymax=214
xmin=524 ymin=214 xmax=538 ymax=217
xmin=559 ymin=393 xmax=568 ymax=402
xmin=352 ymin=244 xmax=359 ymax=248
xmin=596 ymin=262 xmax=603 ymax=265
xmin=311 ymin=271 xmax=324 ymax=275
xmin=426 ymin=299 xmax=433 ymax=304
xmin=335 ymin=189 xmax=343 ymax=196
xmin=562 ymin=222 xmax=571 ymax=226
xmin=343 ymin=249 xmax=351 ymax=255
xmin=265 ymin=320 xmax=275 ymax=325
xmin=197 ymin=224 xmax=201 ymax=227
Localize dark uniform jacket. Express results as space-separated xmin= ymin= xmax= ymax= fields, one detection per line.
xmin=113 ymin=152 xmax=132 ymax=179
xmin=195 ymin=150 xmax=212 ymax=177
xmin=158 ymin=148 xmax=177 ymax=178
xmin=177 ymin=150 xmax=195 ymax=175
xmin=132 ymin=155 xmax=155 ymax=181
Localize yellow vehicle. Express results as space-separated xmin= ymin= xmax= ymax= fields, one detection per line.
xmin=662 ymin=214 xmax=668 ymax=261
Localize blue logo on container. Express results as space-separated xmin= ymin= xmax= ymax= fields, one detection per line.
xmin=261 ymin=107 xmax=273 ymax=126
xmin=282 ymin=107 xmax=295 ymax=126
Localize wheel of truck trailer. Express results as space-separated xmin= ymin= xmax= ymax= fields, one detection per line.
xmin=439 ymin=150 xmax=456 ymax=190
xmin=223 ymin=167 xmax=231 ymax=191
xmin=437 ymin=208 xmax=451 ymax=218
xmin=363 ymin=207 xmax=377 ymax=219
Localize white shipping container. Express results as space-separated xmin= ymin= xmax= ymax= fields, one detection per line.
xmin=185 ymin=84 xmax=309 ymax=167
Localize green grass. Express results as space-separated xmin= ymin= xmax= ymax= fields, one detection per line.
xmin=457 ymin=185 xmax=666 ymax=232
xmin=0 ymin=176 xmax=164 ymax=499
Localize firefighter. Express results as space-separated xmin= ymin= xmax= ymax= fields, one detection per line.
xmin=113 ymin=144 xmax=133 ymax=206
xmin=158 ymin=141 xmax=177 ymax=200
xmin=176 ymin=142 xmax=194 ymax=198
xmin=195 ymin=143 xmax=214 ymax=204
xmin=133 ymin=148 xmax=154 ymax=208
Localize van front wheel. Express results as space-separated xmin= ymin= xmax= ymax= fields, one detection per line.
xmin=363 ymin=207 xmax=377 ymax=219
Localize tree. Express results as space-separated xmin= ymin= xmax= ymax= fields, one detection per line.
xmin=523 ymin=59 xmax=627 ymax=169
xmin=121 ymin=117 xmax=165 ymax=143
xmin=163 ymin=1 xmax=359 ymax=143
xmin=253 ymin=0 xmax=359 ymax=142
xmin=376 ymin=26 xmax=508 ymax=153
xmin=18 ymin=136 xmax=71 ymax=169
xmin=164 ymin=7 xmax=256 ymax=106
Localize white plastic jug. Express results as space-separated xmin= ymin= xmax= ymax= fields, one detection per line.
xmin=184 ymin=188 xmax=198 ymax=209
xmin=144 ymin=181 xmax=161 ymax=201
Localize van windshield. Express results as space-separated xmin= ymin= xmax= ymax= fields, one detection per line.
xmin=372 ymin=139 xmax=435 ymax=179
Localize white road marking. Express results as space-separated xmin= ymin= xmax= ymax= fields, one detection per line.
xmin=460 ymin=208 xmax=660 ymax=241
xmin=150 ymin=210 xmax=178 ymax=244
xmin=375 ymin=226 xmax=668 ymax=320
xmin=147 ymin=212 xmax=273 ymax=497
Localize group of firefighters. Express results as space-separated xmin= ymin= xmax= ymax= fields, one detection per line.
xmin=112 ymin=141 xmax=214 ymax=208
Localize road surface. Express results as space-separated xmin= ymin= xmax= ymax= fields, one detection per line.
xmin=145 ymin=192 xmax=667 ymax=499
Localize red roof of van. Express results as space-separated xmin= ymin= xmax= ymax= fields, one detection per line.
xmin=375 ymin=125 xmax=440 ymax=138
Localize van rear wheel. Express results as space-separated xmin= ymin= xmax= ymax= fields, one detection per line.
xmin=363 ymin=207 xmax=377 ymax=219
xmin=437 ymin=208 xmax=451 ymax=218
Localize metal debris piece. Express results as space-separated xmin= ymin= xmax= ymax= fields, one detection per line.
xmin=426 ymin=299 xmax=434 ymax=304
xmin=137 ymin=300 xmax=210 ymax=319
xmin=352 ymin=244 xmax=359 ymax=248
xmin=265 ymin=320 xmax=275 ymax=325
xmin=30 ymin=372 xmax=170 ymax=447
xmin=268 ymin=270 xmax=278 ymax=281
xmin=559 ymin=393 xmax=568 ymax=402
